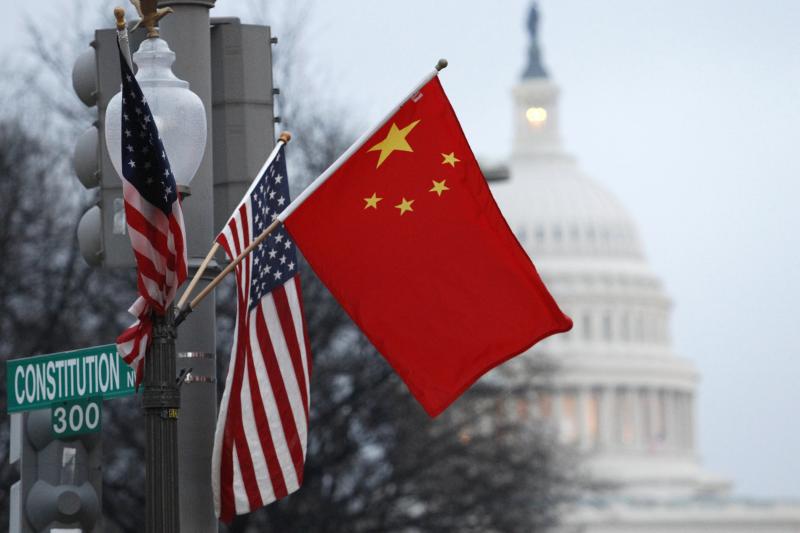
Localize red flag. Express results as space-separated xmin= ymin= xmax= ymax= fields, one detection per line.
xmin=282 ymin=76 xmax=571 ymax=417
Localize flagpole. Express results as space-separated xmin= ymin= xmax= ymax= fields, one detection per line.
xmin=174 ymin=132 xmax=291 ymax=326
xmin=114 ymin=7 xmax=133 ymax=70
xmin=278 ymin=59 xmax=448 ymax=222
xmin=176 ymin=59 xmax=448 ymax=325
xmin=178 ymin=217 xmax=280 ymax=318
xmin=175 ymin=243 xmax=218 ymax=310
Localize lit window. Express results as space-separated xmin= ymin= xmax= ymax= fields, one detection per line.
xmin=538 ymin=391 xmax=552 ymax=419
xmin=586 ymin=391 xmax=601 ymax=446
xmin=560 ymin=392 xmax=578 ymax=444
xmin=526 ymin=106 xmax=548 ymax=127
xmin=616 ymin=389 xmax=636 ymax=446
xmin=516 ymin=398 xmax=529 ymax=420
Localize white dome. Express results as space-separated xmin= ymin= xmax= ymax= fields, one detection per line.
xmin=485 ymin=65 xmax=727 ymax=500
xmin=497 ymin=6 xmax=800 ymax=531
xmin=493 ymin=156 xmax=645 ymax=261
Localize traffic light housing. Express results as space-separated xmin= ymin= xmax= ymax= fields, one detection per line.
xmin=74 ymin=20 xmax=277 ymax=266
xmin=9 ymin=410 xmax=102 ymax=532
xmin=73 ymin=28 xmax=146 ymax=268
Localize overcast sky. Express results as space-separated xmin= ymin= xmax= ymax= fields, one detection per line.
xmin=3 ymin=0 xmax=799 ymax=500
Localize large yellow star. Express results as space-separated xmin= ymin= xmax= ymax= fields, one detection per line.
xmin=441 ymin=152 xmax=460 ymax=167
xmin=429 ymin=179 xmax=450 ymax=197
xmin=394 ymin=197 xmax=414 ymax=216
xmin=363 ymin=193 xmax=382 ymax=209
xmin=368 ymin=120 xmax=421 ymax=168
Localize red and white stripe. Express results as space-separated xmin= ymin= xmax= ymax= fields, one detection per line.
xmin=122 ymin=180 xmax=187 ymax=314
xmin=115 ymin=179 xmax=188 ymax=385
xmin=212 ymin=197 xmax=312 ymax=522
xmin=116 ymin=296 xmax=152 ymax=386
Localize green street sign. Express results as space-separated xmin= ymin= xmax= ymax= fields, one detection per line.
xmin=52 ymin=397 xmax=103 ymax=438
xmin=6 ymin=344 xmax=136 ymax=413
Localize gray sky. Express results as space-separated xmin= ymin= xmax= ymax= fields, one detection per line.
xmin=4 ymin=0 xmax=799 ymax=500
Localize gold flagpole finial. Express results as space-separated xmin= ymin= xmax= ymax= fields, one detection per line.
xmin=130 ymin=0 xmax=173 ymax=39
xmin=279 ymin=131 xmax=292 ymax=144
xmin=114 ymin=7 xmax=127 ymax=30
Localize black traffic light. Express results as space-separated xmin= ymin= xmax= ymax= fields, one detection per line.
xmin=73 ymin=28 xmax=146 ymax=268
xmin=9 ymin=410 xmax=102 ymax=532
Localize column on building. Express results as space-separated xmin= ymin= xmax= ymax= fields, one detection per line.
xmin=628 ymin=387 xmax=642 ymax=449
xmin=665 ymin=389 xmax=678 ymax=451
xmin=647 ymin=387 xmax=660 ymax=451
xmin=599 ymin=386 xmax=615 ymax=450
xmin=686 ymin=392 xmax=695 ymax=452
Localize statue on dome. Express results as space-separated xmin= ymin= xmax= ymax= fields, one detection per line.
xmin=523 ymin=2 xmax=548 ymax=79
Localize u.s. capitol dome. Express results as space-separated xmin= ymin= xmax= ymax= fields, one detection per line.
xmin=487 ymin=5 xmax=800 ymax=531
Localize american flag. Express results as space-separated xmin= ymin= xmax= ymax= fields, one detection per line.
xmin=212 ymin=141 xmax=312 ymax=521
xmin=114 ymin=44 xmax=188 ymax=385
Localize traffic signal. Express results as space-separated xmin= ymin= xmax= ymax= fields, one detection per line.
xmin=74 ymin=20 xmax=277 ymax=265
xmin=9 ymin=410 xmax=102 ymax=532
xmin=72 ymin=28 xmax=145 ymax=268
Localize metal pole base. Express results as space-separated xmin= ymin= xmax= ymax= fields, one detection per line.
xmin=144 ymin=309 xmax=181 ymax=533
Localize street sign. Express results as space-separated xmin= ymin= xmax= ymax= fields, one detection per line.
xmin=51 ymin=397 xmax=103 ymax=438
xmin=6 ymin=344 xmax=135 ymax=413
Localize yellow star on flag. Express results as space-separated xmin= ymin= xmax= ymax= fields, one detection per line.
xmin=368 ymin=120 xmax=421 ymax=168
xmin=395 ymin=197 xmax=414 ymax=216
xmin=429 ymin=179 xmax=450 ymax=197
xmin=441 ymin=152 xmax=460 ymax=167
xmin=363 ymin=193 xmax=383 ymax=209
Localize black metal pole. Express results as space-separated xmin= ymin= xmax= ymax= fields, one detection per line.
xmin=143 ymin=308 xmax=180 ymax=532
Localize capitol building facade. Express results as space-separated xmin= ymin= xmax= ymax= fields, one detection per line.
xmin=489 ymin=5 xmax=800 ymax=532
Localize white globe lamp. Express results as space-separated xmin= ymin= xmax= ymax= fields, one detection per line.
xmin=105 ymin=37 xmax=206 ymax=194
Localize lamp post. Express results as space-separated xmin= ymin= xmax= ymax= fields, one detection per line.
xmin=105 ymin=18 xmax=207 ymax=533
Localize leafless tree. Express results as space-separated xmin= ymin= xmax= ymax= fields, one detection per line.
xmin=0 ymin=3 xmax=144 ymax=530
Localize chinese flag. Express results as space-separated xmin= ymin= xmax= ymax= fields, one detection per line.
xmin=283 ymin=76 xmax=572 ymax=417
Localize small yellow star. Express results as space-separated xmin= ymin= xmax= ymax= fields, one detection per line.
xmin=363 ymin=193 xmax=383 ymax=209
xmin=429 ymin=179 xmax=450 ymax=197
xmin=368 ymin=120 xmax=421 ymax=168
xmin=394 ymin=197 xmax=414 ymax=216
xmin=441 ymin=152 xmax=460 ymax=167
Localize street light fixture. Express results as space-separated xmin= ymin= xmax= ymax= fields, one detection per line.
xmin=105 ymin=37 xmax=207 ymax=193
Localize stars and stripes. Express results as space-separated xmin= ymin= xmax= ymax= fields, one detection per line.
xmin=114 ymin=43 xmax=188 ymax=385
xmin=212 ymin=142 xmax=312 ymax=522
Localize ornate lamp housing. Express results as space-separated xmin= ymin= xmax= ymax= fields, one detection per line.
xmin=106 ymin=37 xmax=206 ymax=191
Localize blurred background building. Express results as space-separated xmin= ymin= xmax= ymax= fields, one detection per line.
xmin=489 ymin=4 xmax=800 ymax=532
